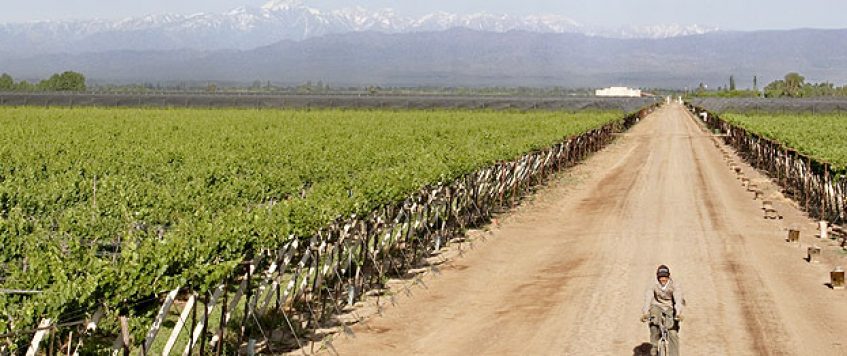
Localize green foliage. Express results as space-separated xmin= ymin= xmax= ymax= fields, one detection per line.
xmin=0 ymin=107 xmax=623 ymax=335
xmin=36 ymin=71 xmax=87 ymax=91
xmin=692 ymin=72 xmax=847 ymax=99
xmin=15 ymin=80 xmax=36 ymax=92
xmin=724 ymin=112 xmax=847 ymax=171
xmin=0 ymin=71 xmax=86 ymax=92
xmin=783 ymin=72 xmax=806 ymax=97
xmin=687 ymin=89 xmax=760 ymax=98
xmin=0 ymin=73 xmax=13 ymax=91
xmin=764 ymin=72 xmax=847 ymax=98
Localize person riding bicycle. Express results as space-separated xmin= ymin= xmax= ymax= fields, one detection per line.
xmin=640 ymin=265 xmax=685 ymax=356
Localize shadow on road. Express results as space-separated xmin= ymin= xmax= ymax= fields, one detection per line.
xmin=632 ymin=342 xmax=653 ymax=356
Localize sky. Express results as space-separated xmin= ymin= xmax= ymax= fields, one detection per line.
xmin=0 ymin=0 xmax=846 ymax=30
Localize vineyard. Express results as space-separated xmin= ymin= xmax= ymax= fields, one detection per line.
xmin=687 ymin=105 xmax=847 ymax=226
xmin=721 ymin=112 xmax=847 ymax=171
xmin=0 ymin=93 xmax=655 ymax=113
xmin=688 ymin=97 xmax=847 ymax=114
xmin=0 ymin=106 xmax=643 ymax=353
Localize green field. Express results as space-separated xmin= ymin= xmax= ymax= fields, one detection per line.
xmin=0 ymin=107 xmax=624 ymax=335
xmin=723 ymin=112 xmax=847 ymax=171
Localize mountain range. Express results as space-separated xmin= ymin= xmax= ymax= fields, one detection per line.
xmin=2 ymin=1 xmax=846 ymax=88
xmin=3 ymin=27 xmax=846 ymax=89
xmin=0 ymin=0 xmax=717 ymax=56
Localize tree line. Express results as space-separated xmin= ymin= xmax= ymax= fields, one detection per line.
xmin=690 ymin=72 xmax=847 ymax=98
xmin=0 ymin=71 xmax=86 ymax=92
xmin=763 ymin=72 xmax=847 ymax=98
xmin=3 ymin=70 xmax=846 ymax=98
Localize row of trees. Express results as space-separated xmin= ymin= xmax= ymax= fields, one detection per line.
xmin=764 ymin=72 xmax=847 ymax=98
xmin=690 ymin=72 xmax=847 ymax=98
xmin=692 ymin=76 xmax=761 ymax=98
xmin=3 ymin=70 xmax=846 ymax=98
xmin=0 ymin=71 xmax=86 ymax=92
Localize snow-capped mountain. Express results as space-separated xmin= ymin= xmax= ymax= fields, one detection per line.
xmin=589 ymin=24 xmax=718 ymax=39
xmin=0 ymin=0 xmax=718 ymax=56
xmin=6 ymin=28 xmax=846 ymax=89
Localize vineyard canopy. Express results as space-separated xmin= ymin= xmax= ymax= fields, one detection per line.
xmin=722 ymin=112 xmax=847 ymax=172
xmin=0 ymin=107 xmax=626 ymax=337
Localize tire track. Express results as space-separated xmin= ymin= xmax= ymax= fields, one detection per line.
xmin=321 ymin=104 xmax=846 ymax=356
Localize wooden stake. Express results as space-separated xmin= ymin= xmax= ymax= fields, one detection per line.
xmin=216 ymin=280 xmax=228 ymax=356
xmin=143 ymin=288 xmax=180 ymax=354
xmin=200 ymin=291 xmax=209 ymax=356
xmin=120 ymin=316 xmax=131 ymax=356
xmin=48 ymin=325 xmax=55 ymax=356
xmin=238 ymin=264 xmax=253 ymax=349
xmin=27 ymin=319 xmax=53 ymax=356
xmin=806 ymin=157 xmax=812 ymax=212
xmin=188 ymin=292 xmax=197 ymax=356
xmin=65 ymin=331 xmax=73 ymax=356
xmin=163 ymin=294 xmax=196 ymax=355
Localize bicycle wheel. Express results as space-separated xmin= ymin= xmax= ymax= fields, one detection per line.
xmin=657 ymin=338 xmax=668 ymax=356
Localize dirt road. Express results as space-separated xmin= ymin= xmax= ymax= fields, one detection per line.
xmin=324 ymin=104 xmax=847 ymax=355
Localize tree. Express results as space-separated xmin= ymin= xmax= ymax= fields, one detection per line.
xmin=37 ymin=71 xmax=86 ymax=91
xmin=0 ymin=73 xmax=13 ymax=91
xmin=16 ymin=80 xmax=35 ymax=91
xmin=729 ymin=75 xmax=736 ymax=91
xmin=764 ymin=72 xmax=803 ymax=98
xmin=783 ymin=72 xmax=805 ymax=97
xmin=753 ymin=75 xmax=758 ymax=92
xmin=764 ymin=80 xmax=785 ymax=98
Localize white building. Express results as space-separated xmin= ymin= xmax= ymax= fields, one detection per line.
xmin=595 ymin=87 xmax=642 ymax=97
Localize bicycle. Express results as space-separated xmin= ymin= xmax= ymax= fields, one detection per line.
xmin=648 ymin=311 xmax=679 ymax=356
xmin=651 ymin=314 xmax=671 ymax=356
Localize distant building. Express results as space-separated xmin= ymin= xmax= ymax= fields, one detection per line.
xmin=595 ymin=87 xmax=642 ymax=97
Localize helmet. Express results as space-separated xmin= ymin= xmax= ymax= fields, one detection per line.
xmin=656 ymin=265 xmax=670 ymax=278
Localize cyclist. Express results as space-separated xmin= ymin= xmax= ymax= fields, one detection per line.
xmin=640 ymin=265 xmax=684 ymax=356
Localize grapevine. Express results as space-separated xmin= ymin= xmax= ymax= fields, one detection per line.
xmin=723 ymin=112 xmax=847 ymax=172
xmin=0 ymin=107 xmax=623 ymax=340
